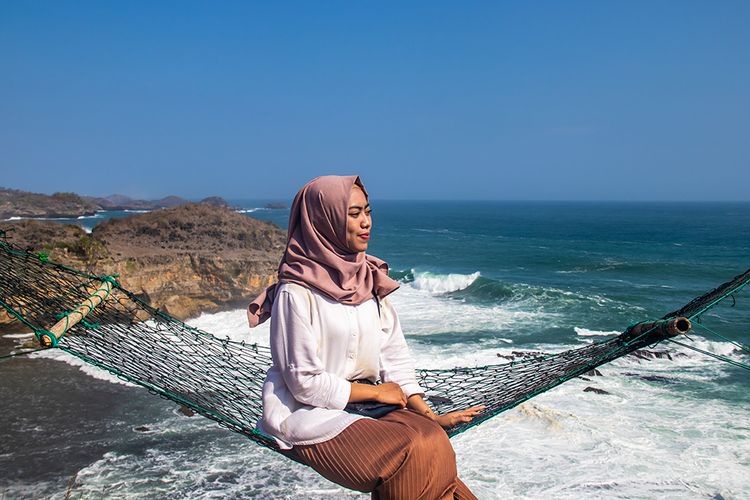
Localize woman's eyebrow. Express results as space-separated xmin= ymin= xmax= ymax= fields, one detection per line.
xmin=348 ymin=203 xmax=370 ymax=210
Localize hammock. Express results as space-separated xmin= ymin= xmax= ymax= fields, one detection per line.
xmin=1 ymin=237 xmax=748 ymax=452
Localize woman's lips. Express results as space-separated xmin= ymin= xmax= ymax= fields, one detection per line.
xmin=358 ymin=233 xmax=370 ymax=240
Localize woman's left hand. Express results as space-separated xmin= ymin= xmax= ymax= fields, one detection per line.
xmin=434 ymin=406 xmax=486 ymax=429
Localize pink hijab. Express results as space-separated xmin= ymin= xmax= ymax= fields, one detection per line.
xmin=247 ymin=175 xmax=400 ymax=327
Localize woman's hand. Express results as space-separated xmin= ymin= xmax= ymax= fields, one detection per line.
xmin=375 ymin=382 xmax=408 ymax=407
xmin=349 ymin=381 xmax=407 ymax=407
xmin=406 ymin=395 xmax=485 ymax=428
xmin=433 ymin=406 xmax=486 ymax=429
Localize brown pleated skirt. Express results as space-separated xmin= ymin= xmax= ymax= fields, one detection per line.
xmin=286 ymin=409 xmax=477 ymax=500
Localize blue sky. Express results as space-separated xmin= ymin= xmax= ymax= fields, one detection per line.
xmin=1 ymin=1 xmax=748 ymax=201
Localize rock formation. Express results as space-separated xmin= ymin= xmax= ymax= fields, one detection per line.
xmin=1 ymin=203 xmax=285 ymax=323
xmin=0 ymin=188 xmax=100 ymax=219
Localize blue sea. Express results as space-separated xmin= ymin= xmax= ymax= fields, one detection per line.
xmin=2 ymin=201 xmax=749 ymax=499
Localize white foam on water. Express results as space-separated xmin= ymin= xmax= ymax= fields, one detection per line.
xmin=676 ymin=337 xmax=743 ymax=358
xmin=187 ymin=309 xmax=271 ymax=345
xmin=63 ymin=412 xmax=365 ymax=499
xmin=236 ymin=208 xmax=270 ymax=214
xmin=2 ymin=332 xmax=35 ymax=339
xmin=499 ymin=280 xmax=643 ymax=317
xmin=411 ymin=270 xmax=481 ymax=293
xmin=1 ymin=215 xmax=77 ymax=222
xmin=394 ymin=283 xmax=551 ymax=337
xmin=555 ymin=267 xmax=588 ymax=274
xmin=451 ymin=378 xmax=750 ymax=498
xmin=30 ymin=349 xmax=136 ymax=387
xmin=574 ymin=327 xmax=621 ymax=337
xmin=411 ymin=343 xmax=516 ymax=370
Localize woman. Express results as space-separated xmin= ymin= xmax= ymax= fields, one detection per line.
xmin=248 ymin=175 xmax=482 ymax=499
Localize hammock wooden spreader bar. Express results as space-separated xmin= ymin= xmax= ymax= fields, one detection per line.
xmin=38 ymin=278 xmax=114 ymax=347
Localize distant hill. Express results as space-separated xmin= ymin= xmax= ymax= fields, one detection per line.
xmin=83 ymin=194 xmax=191 ymax=210
xmin=0 ymin=187 xmax=230 ymax=218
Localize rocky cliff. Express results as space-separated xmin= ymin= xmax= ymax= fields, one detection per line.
xmin=2 ymin=203 xmax=285 ymax=323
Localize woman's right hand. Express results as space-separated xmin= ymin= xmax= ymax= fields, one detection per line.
xmin=375 ymin=382 xmax=407 ymax=407
xmin=348 ymin=381 xmax=407 ymax=406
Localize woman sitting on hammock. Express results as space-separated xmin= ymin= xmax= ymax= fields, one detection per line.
xmin=248 ymin=175 xmax=482 ymax=499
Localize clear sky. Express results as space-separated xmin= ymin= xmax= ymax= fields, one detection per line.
xmin=1 ymin=1 xmax=748 ymax=201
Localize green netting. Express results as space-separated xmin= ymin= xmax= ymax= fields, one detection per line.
xmin=1 ymin=237 xmax=748 ymax=450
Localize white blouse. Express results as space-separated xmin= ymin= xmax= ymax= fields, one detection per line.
xmin=258 ymin=282 xmax=424 ymax=449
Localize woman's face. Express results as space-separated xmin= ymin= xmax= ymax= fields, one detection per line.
xmin=346 ymin=185 xmax=371 ymax=253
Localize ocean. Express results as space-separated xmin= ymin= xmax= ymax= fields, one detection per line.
xmin=2 ymin=200 xmax=749 ymax=499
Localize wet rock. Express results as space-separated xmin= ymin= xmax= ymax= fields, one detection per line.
xmin=622 ymin=372 xmax=676 ymax=384
xmin=628 ymin=349 xmax=674 ymax=362
xmin=178 ymin=406 xmax=195 ymax=417
xmin=583 ymin=386 xmax=611 ymax=395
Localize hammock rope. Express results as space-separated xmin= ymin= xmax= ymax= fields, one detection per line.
xmin=691 ymin=322 xmax=750 ymax=354
xmin=0 ymin=238 xmax=747 ymax=450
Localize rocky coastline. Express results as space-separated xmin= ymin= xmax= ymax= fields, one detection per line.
xmin=1 ymin=202 xmax=286 ymax=328
xmin=0 ymin=187 xmax=240 ymax=219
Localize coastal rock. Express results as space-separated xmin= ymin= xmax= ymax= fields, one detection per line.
xmin=1 ymin=204 xmax=285 ymax=326
xmin=622 ymin=372 xmax=676 ymax=384
xmin=0 ymin=188 xmax=100 ymax=219
xmin=627 ymin=349 xmax=687 ymax=362
xmin=1 ymin=186 xmax=213 ymax=218
xmin=92 ymin=203 xmax=283 ymax=256
xmin=583 ymin=386 xmax=612 ymax=395
xmin=0 ymin=220 xmax=108 ymax=269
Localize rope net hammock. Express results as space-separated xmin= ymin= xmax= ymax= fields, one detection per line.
xmin=1 ymin=237 xmax=748 ymax=452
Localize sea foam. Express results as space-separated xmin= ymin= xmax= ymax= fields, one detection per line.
xmin=574 ymin=327 xmax=621 ymax=337
xmin=411 ymin=270 xmax=481 ymax=293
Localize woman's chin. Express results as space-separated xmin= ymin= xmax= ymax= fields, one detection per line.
xmin=347 ymin=241 xmax=369 ymax=253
